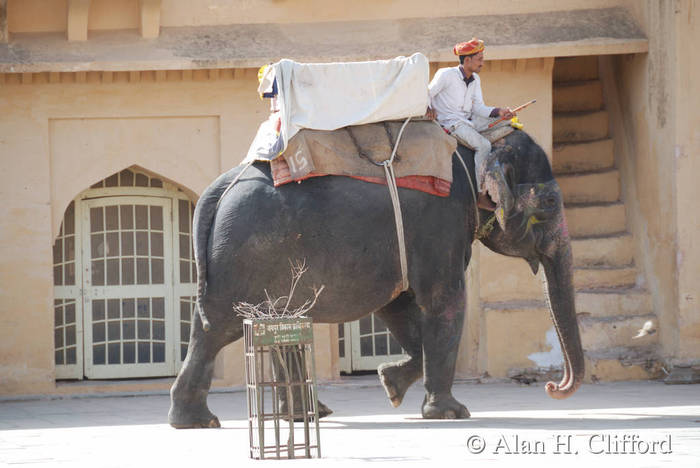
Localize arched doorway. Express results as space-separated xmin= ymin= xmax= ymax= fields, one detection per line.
xmin=53 ymin=168 xmax=197 ymax=380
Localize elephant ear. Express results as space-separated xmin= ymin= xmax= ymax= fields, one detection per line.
xmin=483 ymin=152 xmax=515 ymax=231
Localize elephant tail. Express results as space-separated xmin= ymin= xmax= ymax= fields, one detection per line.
xmin=192 ymin=184 xmax=221 ymax=332
xmin=192 ymin=163 xmax=252 ymax=331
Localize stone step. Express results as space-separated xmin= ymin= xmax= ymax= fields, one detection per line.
xmin=579 ymin=313 xmax=658 ymax=350
xmin=573 ymin=267 xmax=637 ymax=290
xmin=554 ymin=110 xmax=609 ymax=143
xmin=565 ymin=202 xmax=627 ymax=237
xmin=585 ymin=345 xmax=663 ymax=382
xmin=571 ymin=233 xmax=635 ymax=267
xmin=575 ymin=288 xmax=652 ymax=318
xmin=553 ymin=80 xmax=604 ymax=112
xmin=558 ymin=169 xmax=620 ymax=204
xmin=553 ymin=139 xmax=615 ymax=174
xmin=553 ymin=56 xmax=599 ymax=82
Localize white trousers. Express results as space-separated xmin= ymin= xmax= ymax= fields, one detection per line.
xmin=450 ymin=121 xmax=492 ymax=192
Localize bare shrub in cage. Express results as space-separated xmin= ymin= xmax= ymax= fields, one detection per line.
xmin=236 ymin=259 xmax=323 ymax=459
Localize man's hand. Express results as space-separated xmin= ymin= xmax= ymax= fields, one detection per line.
xmin=498 ymin=107 xmax=515 ymax=120
xmin=425 ymin=107 xmax=437 ymax=120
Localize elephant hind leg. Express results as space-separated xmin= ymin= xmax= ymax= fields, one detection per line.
xmin=169 ymin=312 xmax=241 ymax=429
xmin=375 ymin=291 xmax=424 ymax=408
xmin=378 ymin=358 xmax=422 ymax=408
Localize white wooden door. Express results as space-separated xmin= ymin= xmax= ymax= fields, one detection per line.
xmin=337 ymin=322 xmax=351 ymax=373
xmin=339 ymin=313 xmax=408 ymax=372
xmin=81 ymin=197 xmax=176 ymax=378
xmin=173 ymin=198 xmax=198 ymax=365
xmin=53 ymin=201 xmax=84 ymax=379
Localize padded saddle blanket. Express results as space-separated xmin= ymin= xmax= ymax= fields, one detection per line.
xmin=270 ymin=120 xmax=457 ymax=197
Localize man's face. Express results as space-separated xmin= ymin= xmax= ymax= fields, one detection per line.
xmin=464 ymin=51 xmax=484 ymax=73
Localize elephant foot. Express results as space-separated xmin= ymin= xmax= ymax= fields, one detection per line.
xmin=316 ymin=400 xmax=333 ymax=419
xmin=378 ymin=359 xmax=422 ymax=408
xmin=170 ymin=416 xmax=221 ymax=429
xmin=281 ymin=399 xmax=333 ymax=422
xmin=421 ymin=394 xmax=470 ymax=419
xmin=168 ymin=405 xmax=221 ymax=429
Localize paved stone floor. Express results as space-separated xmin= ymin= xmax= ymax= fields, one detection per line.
xmin=1 ymin=378 xmax=699 ymax=467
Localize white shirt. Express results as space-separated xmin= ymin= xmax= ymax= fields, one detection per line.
xmin=428 ymin=66 xmax=494 ymax=129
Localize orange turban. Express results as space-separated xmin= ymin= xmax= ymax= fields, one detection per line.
xmin=453 ymin=38 xmax=484 ymax=56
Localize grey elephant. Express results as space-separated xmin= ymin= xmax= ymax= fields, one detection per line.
xmin=168 ymin=128 xmax=584 ymax=428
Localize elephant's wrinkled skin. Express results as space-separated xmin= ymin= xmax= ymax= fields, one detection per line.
xmin=168 ymin=130 xmax=584 ymax=428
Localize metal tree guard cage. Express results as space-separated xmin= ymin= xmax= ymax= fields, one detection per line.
xmin=244 ymin=317 xmax=321 ymax=459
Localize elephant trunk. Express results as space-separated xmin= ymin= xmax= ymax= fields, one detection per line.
xmin=540 ymin=237 xmax=585 ymax=399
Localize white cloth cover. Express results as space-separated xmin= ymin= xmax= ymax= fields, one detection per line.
xmin=245 ymin=53 xmax=430 ymax=162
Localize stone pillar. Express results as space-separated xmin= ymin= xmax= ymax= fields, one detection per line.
xmin=667 ymin=0 xmax=700 ymax=381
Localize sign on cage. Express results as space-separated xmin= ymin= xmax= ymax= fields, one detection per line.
xmin=243 ymin=317 xmax=321 ymax=459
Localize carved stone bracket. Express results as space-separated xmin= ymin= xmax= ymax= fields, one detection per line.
xmin=0 ymin=0 xmax=8 ymax=44
xmin=67 ymin=0 xmax=91 ymax=42
xmin=140 ymin=0 xmax=162 ymax=39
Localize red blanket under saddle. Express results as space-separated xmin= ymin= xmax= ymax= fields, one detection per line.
xmin=270 ymin=157 xmax=451 ymax=197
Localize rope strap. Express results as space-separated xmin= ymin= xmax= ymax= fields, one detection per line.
xmin=382 ymin=162 xmax=409 ymax=291
xmin=217 ymin=160 xmax=255 ymax=209
xmin=381 ymin=117 xmax=412 ymax=292
xmin=453 ymin=147 xmax=481 ymax=238
xmin=433 ymin=120 xmax=483 ymax=239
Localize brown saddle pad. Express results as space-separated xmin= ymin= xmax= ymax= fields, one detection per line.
xmin=279 ymin=121 xmax=457 ymax=183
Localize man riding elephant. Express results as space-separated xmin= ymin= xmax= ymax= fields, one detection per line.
xmin=427 ymin=38 xmax=514 ymax=210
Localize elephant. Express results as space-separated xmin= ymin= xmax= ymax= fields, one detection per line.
xmin=168 ymin=128 xmax=585 ymax=428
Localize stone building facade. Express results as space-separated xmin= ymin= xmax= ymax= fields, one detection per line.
xmin=1 ymin=0 xmax=698 ymax=396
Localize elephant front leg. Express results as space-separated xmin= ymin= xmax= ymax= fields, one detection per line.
xmin=374 ymin=291 xmax=424 ymax=408
xmin=417 ymin=285 xmax=470 ymax=419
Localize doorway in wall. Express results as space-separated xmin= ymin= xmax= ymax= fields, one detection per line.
xmin=53 ymin=168 xmax=196 ymax=379
xmin=337 ymin=314 xmax=407 ymax=373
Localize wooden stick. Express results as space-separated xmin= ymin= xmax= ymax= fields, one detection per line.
xmin=488 ymin=99 xmax=537 ymax=128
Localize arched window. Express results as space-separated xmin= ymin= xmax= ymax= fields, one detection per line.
xmin=53 ymin=168 xmax=197 ymax=379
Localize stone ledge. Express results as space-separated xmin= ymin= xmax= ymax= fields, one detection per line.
xmin=0 ymin=58 xmax=560 ymax=85
xmin=0 ymin=8 xmax=647 ymax=73
xmin=0 ymin=67 xmax=257 ymax=85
